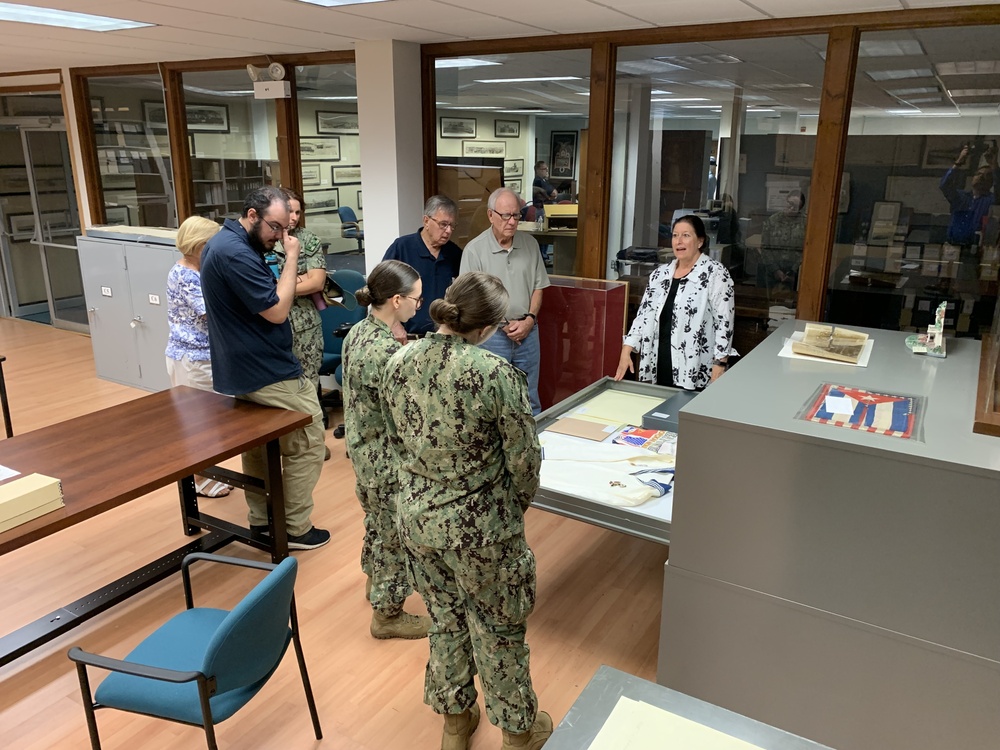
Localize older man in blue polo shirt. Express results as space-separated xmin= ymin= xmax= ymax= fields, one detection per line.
xmin=382 ymin=195 xmax=463 ymax=339
xmin=201 ymin=186 xmax=329 ymax=551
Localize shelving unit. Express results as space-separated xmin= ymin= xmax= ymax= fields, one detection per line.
xmin=95 ymin=121 xmax=175 ymax=228
xmin=191 ymin=158 xmax=278 ymax=221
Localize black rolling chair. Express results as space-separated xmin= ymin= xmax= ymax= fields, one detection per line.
xmin=338 ymin=206 xmax=364 ymax=253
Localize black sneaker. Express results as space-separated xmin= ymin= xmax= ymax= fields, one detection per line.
xmin=287 ymin=527 xmax=331 ymax=550
xmin=250 ymin=524 xmax=270 ymax=542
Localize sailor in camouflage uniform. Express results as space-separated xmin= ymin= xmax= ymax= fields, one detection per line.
xmin=274 ymin=189 xmax=326 ymax=386
xmin=342 ymin=260 xmax=431 ymax=641
xmin=382 ymin=272 xmax=552 ymax=750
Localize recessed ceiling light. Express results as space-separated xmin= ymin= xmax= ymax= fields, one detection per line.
xmin=886 ymin=108 xmax=919 ymax=114
xmin=866 ymin=69 xmax=933 ymax=81
xmin=905 ymin=96 xmax=942 ymax=104
xmin=296 ymin=0 xmax=389 ymax=6
xmin=435 ymin=58 xmax=502 ymax=70
xmin=475 ymin=76 xmax=581 ymax=84
xmin=858 ymin=40 xmax=924 ymax=57
xmin=496 ymin=109 xmax=548 ymax=113
xmin=682 ymin=105 xmax=722 ymax=109
xmin=0 ymin=2 xmax=153 ymax=30
xmin=656 ymin=54 xmax=742 ymax=65
xmin=886 ymin=87 xmax=939 ymax=96
xmin=754 ymin=82 xmax=813 ymax=90
xmin=899 ymin=111 xmax=960 ymax=117
xmin=311 ymin=96 xmax=358 ymax=100
xmin=947 ymin=88 xmax=1000 ymax=97
xmin=651 ymin=97 xmax=708 ymax=102
xmin=935 ymin=61 xmax=1000 ymax=76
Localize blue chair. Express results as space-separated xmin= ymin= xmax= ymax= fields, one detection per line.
xmin=68 ymin=553 xmax=321 ymax=750
xmin=338 ymin=206 xmax=364 ymax=252
xmin=318 ymin=269 xmax=367 ymax=431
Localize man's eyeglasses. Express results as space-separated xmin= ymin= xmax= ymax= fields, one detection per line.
xmin=426 ymin=216 xmax=456 ymax=232
xmin=402 ymin=294 xmax=423 ymax=309
xmin=492 ymin=211 xmax=520 ymax=223
xmin=256 ymin=213 xmax=286 ymax=234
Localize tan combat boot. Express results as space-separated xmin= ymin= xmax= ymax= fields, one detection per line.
xmin=370 ymin=610 xmax=431 ymax=639
xmin=501 ymin=711 xmax=553 ymax=750
xmin=441 ymin=704 xmax=480 ymax=750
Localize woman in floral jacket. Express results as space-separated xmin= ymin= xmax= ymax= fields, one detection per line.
xmin=615 ymin=214 xmax=736 ymax=390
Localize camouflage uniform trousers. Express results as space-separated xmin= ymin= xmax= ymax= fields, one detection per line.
xmin=293 ymin=321 xmax=324 ymax=388
xmin=404 ymin=534 xmax=538 ymax=733
xmin=357 ymin=483 xmax=414 ymax=616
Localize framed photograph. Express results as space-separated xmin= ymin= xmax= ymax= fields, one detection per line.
xmin=8 ymin=214 xmax=33 ymax=236
xmin=869 ymin=200 xmax=902 ymax=243
xmin=504 ymin=159 xmax=523 ymax=178
xmin=142 ymin=100 xmax=230 ymax=133
xmin=316 ymin=111 xmax=359 ymax=135
xmin=300 ymin=136 xmax=340 ymax=162
xmin=494 ymin=119 xmax=520 ymax=138
xmin=90 ymin=97 xmax=105 ymax=124
xmin=462 ymin=140 xmax=506 ymax=158
xmin=506 ymin=179 xmax=522 ymax=196
xmin=185 ymin=103 xmax=229 ymax=133
xmin=440 ymin=116 xmax=477 ymax=139
xmin=357 ymin=190 xmax=363 ymax=210
xmin=550 ymin=131 xmax=577 ymax=179
xmin=105 ymin=205 xmax=130 ymax=225
xmin=302 ymin=164 xmax=322 ymax=187
xmin=306 ymin=187 xmax=339 ymax=213
xmin=332 ymin=165 xmax=362 ymax=184
xmin=922 ymin=135 xmax=978 ymax=169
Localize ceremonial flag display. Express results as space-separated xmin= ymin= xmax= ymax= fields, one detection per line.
xmin=798 ymin=383 xmax=924 ymax=440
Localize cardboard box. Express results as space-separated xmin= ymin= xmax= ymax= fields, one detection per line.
xmin=0 ymin=473 xmax=64 ymax=533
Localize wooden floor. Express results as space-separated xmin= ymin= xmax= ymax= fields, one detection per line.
xmin=0 ymin=318 xmax=668 ymax=750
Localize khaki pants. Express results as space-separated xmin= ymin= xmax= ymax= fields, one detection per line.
xmin=238 ymin=377 xmax=325 ymax=536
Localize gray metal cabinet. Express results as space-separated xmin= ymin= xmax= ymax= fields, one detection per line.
xmin=78 ymin=230 xmax=178 ymax=392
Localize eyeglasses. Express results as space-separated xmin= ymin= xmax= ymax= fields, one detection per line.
xmin=426 ymin=216 xmax=456 ymax=232
xmin=402 ymin=294 xmax=423 ymax=308
xmin=255 ymin=212 xmax=286 ymax=234
xmin=672 ymin=232 xmax=696 ymax=241
xmin=492 ymin=211 xmax=520 ymax=223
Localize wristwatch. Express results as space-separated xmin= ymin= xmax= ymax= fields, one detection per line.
xmin=525 ymin=312 xmax=537 ymax=321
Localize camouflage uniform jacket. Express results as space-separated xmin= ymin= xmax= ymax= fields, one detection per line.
xmin=275 ymin=227 xmax=325 ymax=335
xmin=382 ymin=332 xmax=541 ymax=550
xmin=342 ymin=315 xmax=402 ymax=489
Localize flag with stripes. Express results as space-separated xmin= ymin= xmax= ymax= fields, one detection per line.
xmin=803 ymin=383 xmax=916 ymax=438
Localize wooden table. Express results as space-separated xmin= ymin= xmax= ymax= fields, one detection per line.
xmin=0 ymin=386 xmax=310 ymax=666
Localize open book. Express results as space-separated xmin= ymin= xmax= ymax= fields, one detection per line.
xmin=791 ymin=323 xmax=869 ymax=364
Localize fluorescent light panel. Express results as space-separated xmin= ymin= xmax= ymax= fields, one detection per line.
xmin=858 ymin=39 xmax=924 ymax=57
xmin=935 ymin=61 xmax=1000 ymax=76
xmin=475 ymin=76 xmax=581 ymax=84
xmin=866 ymin=68 xmax=933 ymax=81
xmin=0 ymin=2 xmax=152 ymax=30
xmin=651 ymin=97 xmax=708 ymax=102
xmin=435 ymin=58 xmax=501 ymax=70
xmin=296 ymin=0 xmax=389 ymax=6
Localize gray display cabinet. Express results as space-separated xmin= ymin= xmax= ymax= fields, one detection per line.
xmin=535 ymin=377 xmax=678 ymax=545
xmin=78 ymin=229 xmax=179 ymax=392
xmin=658 ymin=319 xmax=1000 ymax=750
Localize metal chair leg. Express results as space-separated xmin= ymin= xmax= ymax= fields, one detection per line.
xmin=0 ymin=356 xmax=13 ymax=438
xmin=74 ymin=661 xmax=103 ymax=750
xmin=289 ymin=598 xmax=323 ymax=739
xmin=197 ymin=676 xmax=219 ymax=750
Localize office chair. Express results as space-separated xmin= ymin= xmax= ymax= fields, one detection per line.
xmin=68 ymin=553 xmax=321 ymax=750
xmin=338 ymin=206 xmax=364 ymax=253
xmin=318 ymin=269 xmax=367 ymax=432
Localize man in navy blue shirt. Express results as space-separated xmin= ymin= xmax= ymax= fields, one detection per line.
xmin=382 ymin=195 xmax=462 ymax=337
xmin=940 ymin=142 xmax=1000 ymax=246
xmin=201 ymin=186 xmax=329 ymax=550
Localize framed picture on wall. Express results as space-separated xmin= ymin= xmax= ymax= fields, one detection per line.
xmin=142 ymin=100 xmax=230 ymax=133
xmin=505 ymin=179 xmax=522 ymax=196
xmin=300 ymin=136 xmax=340 ymax=161
xmin=550 ymin=131 xmax=577 ymax=179
xmin=922 ymin=135 xmax=977 ymax=169
xmin=105 ymin=206 xmax=130 ymax=225
xmin=316 ymin=111 xmax=359 ymax=135
xmin=8 ymin=214 xmax=33 ymax=236
xmin=503 ymin=159 xmax=523 ymax=178
xmin=494 ymin=119 xmax=520 ymax=138
xmin=357 ymin=190 xmax=363 ymax=210
xmin=306 ymin=187 xmax=339 ymax=213
xmin=302 ymin=164 xmax=322 ymax=187
xmin=332 ymin=165 xmax=362 ymax=184
xmin=440 ymin=117 xmax=476 ymax=139
xmin=462 ymin=140 xmax=506 ymax=158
